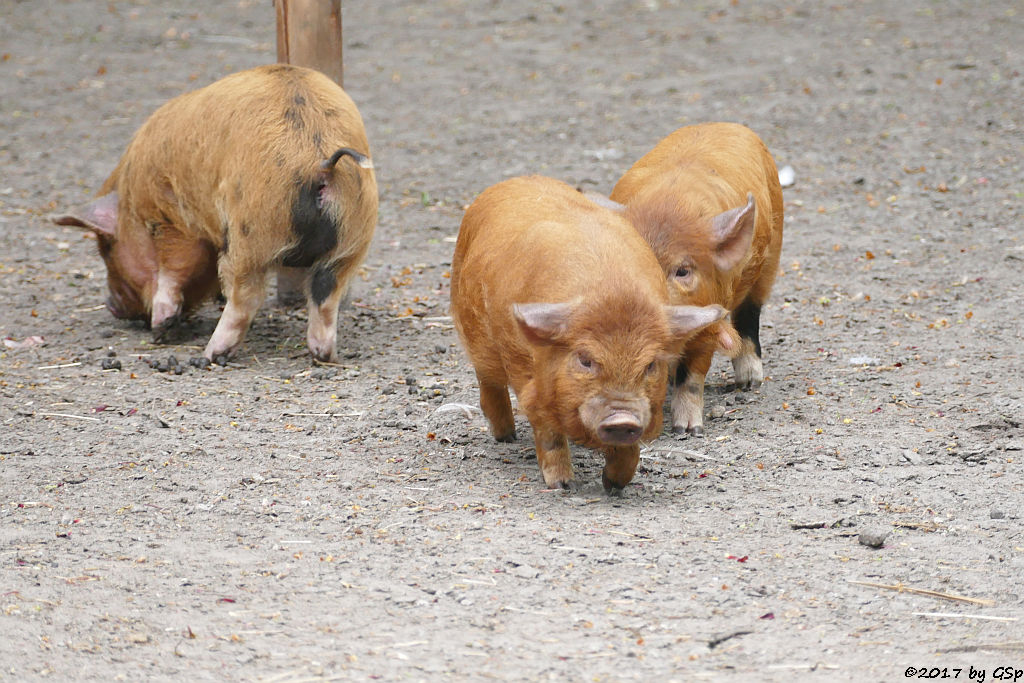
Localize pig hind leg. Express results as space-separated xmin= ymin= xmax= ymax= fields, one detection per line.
xmin=731 ymin=297 xmax=764 ymax=390
xmin=478 ymin=375 xmax=516 ymax=442
xmin=305 ymin=260 xmax=356 ymax=363
xmin=671 ymin=348 xmax=714 ymax=437
xmin=204 ymin=265 xmax=268 ymax=363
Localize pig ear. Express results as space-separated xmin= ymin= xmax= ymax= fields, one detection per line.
xmin=513 ymin=302 xmax=575 ymax=345
xmin=581 ymin=191 xmax=626 ymax=213
xmin=710 ymin=193 xmax=756 ymax=272
xmin=664 ymin=304 xmax=727 ymax=339
xmin=51 ymin=192 xmax=119 ymax=237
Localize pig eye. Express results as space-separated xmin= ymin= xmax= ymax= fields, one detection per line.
xmin=645 ymin=360 xmax=659 ymax=376
xmin=575 ymin=351 xmax=598 ymax=373
xmin=674 ymin=266 xmax=691 ymax=278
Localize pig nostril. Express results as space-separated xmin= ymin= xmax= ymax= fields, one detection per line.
xmin=598 ymin=420 xmax=642 ymax=444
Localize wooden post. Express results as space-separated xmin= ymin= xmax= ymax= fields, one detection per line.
xmin=274 ymin=0 xmax=344 ymax=305
xmin=275 ymin=0 xmax=344 ymax=85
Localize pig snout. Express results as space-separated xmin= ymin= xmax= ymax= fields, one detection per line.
xmin=582 ymin=395 xmax=651 ymax=447
xmin=597 ymin=411 xmax=644 ymax=445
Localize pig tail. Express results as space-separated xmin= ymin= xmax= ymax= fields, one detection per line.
xmin=321 ymin=147 xmax=374 ymax=171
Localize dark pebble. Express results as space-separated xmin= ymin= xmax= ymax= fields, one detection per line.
xmin=100 ymin=358 xmax=121 ymax=371
xmin=156 ymin=362 xmax=169 ymax=372
xmin=106 ymin=350 xmax=117 ymax=357
xmin=434 ymin=344 xmax=447 ymax=354
xmin=173 ymin=365 xmax=184 ymax=375
xmin=189 ymin=356 xmax=211 ymax=369
xmin=167 ymin=355 xmax=178 ymax=367
xmin=990 ymin=509 xmax=1006 ymax=519
xmin=381 ymin=385 xmax=395 ymax=395
xmin=213 ymin=354 xmax=230 ymax=366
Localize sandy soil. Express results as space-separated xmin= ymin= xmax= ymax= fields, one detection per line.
xmin=1 ymin=1 xmax=1022 ymax=680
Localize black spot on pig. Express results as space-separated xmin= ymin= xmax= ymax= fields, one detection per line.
xmin=310 ymin=261 xmax=338 ymax=305
xmin=282 ymin=176 xmax=338 ymax=268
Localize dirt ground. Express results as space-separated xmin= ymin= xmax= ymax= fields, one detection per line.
xmin=2 ymin=1 xmax=1022 ymax=680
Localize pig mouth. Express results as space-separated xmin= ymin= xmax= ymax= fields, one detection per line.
xmin=595 ymin=411 xmax=645 ymax=446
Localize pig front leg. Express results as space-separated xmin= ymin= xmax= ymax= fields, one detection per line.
xmin=276 ymin=266 xmax=308 ymax=307
xmin=731 ymin=298 xmax=764 ymax=390
xmin=671 ymin=348 xmax=714 ymax=437
xmin=150 ymin=270 xmax=184 ymax=338
xmin=602 ymin=444 xmax=640 ymax=492
xmin=531 ymin=423 xmax=574 ymax=489
xmin=204 ymin=268 xmax=267 ymax=363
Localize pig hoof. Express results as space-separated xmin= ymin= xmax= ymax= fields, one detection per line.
xmin=673 ymin=425 xmax=704 ymax=437
xmin=495 ymin=430 xmax=517 ymax=443
xmin=152 ymin=314 xmax=180 ymax=341
xmin=601 ymin=470 xmax=628 ymax=494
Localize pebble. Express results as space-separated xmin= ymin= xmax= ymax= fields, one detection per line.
xmin=990 ymin=509 xmax=1006 ymax=520
xmin=858 ymin=527 xmax=890 ymax=549
xmin=100 ymin=358 xmax=121 ymax=371
xmin=710 ymin=405 xmax=726 ymax=419
xmin=778 ymin=164 xmax=796 ymax=187
xmin=848 ymin=356 xmax=882 ymax=366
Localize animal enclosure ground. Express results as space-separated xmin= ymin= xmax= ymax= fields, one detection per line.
xmin=1 ymin=1 xmax=1022 ymax=680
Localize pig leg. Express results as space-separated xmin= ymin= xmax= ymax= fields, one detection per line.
xmin=204 ymin=268 xmax=267 ymax=362
xmin=150 ymin=270 xmax=185 ymax=337
xmin=531 ymin=423 xmax=574 ymax=489
xmin=478 ymin=377 xmax=516 ymax=442
xmin=671 ymin=347 xmax=714 ymax=436
xmin=731 ymin=298 xmax=764 ymax=390
xmin=276 ymin=266 xmax=307 ymax=307
xmin=602 ymin=445 xmax=640 ymax=492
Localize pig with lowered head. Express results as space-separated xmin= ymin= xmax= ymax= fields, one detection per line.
xmin=451 ymin=175 xmax=727 ymax=491
xmin=602 ymin=122 xmax=784 ymax=436
xmin=53 ymin=64 xmax=378 ymax=364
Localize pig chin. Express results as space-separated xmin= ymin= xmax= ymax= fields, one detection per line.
xmin=578 ymin=395 xmax=651 ymax=447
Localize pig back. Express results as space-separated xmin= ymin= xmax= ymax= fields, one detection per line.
xmin=102 ymin=65 xmax=374 ymax=268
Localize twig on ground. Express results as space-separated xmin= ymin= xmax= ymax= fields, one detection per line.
xmin=848 ymin=579 xmax=995 ymax=606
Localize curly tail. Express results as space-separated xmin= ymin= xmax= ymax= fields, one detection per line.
xmin=321 ymin=147 xmax=374 ymax=171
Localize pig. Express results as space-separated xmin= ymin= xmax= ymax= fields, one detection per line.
xmin=52 ymin=64 xmax=378 ymax=364
xmin=450 ymin=175 xmax=728 ymax=491
xmin=603 ymin=122 xmax=784 ymax=436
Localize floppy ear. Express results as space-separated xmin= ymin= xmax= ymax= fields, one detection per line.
xmin=664 ymin=304 xmax=727 ymax=340
xmin=513 ymin=302 xmax=576 ymax=345
xmin=710 ymin=193 xmax=756 ymax=271
xmin=51 ymin=192 xmax=119 ymax=237
xmin=581 ymin=191 xmax=627 ymax=213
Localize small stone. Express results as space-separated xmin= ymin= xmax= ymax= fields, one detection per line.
xmin=189 ymin=356 xmax=211 ymax=369
xmin=848 ymin=356 xmax=882 ymax=366
xmin=990 ymin=509 xmax=1006 ymax=520
xmin=405 ymin=376 xmax=418 ymax=386
xmin=858 ymin=527 xmax=889 ymax=549
xmin=434 ymin=344 xmax=448 ymax=354
xmin=512 ymin=564 xmax=540 ymax=579
xmin=710 ymin=405 xmax=726 ymax=419
xmin=166 ymin=355 xmax=178 ymax=367
xmin=100 ymin=358 xmax=121 ymax=371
